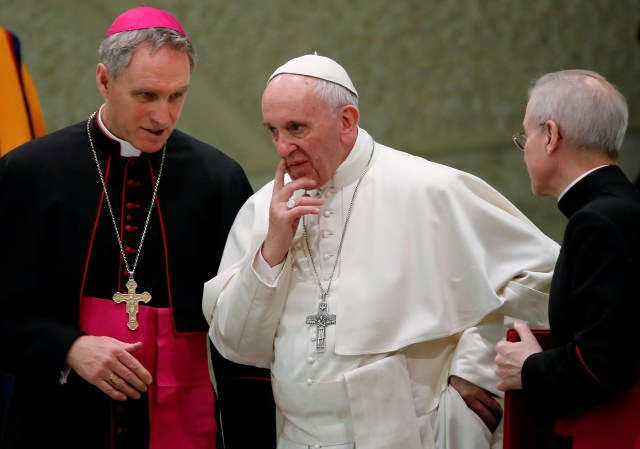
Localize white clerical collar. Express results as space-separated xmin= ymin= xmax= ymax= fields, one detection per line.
xmin=558 ymin=165 xmax=610 ymax=201
xmin=96 ymin=105 xmax=142 ymax=157
xmin=324 ymin=127 xmax=376 ymax=190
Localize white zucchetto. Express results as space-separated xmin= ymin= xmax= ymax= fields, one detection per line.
xmin=268 ymin=53 xmax=358 ymax=98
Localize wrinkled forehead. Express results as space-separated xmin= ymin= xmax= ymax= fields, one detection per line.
xmin=262 ymin=76 xmax=333 ymax=126
xmin=263 ymin=75 xmax=320 ymax=109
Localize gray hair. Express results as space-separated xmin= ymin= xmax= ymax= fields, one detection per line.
xmin=98 ymin=28 xmax=196 ymax=80
xmin=527 ymin=69 xmax=628 ymax=159
xmin=313 ymin=78 xmax=359 ymax=110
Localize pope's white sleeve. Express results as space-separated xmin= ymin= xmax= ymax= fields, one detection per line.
xmin=205 ymin=248 xmax=292 ymax=369
xmin=448 ymin=267 xmax=553 ymax=396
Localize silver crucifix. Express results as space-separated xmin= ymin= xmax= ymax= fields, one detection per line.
xmin=305 ymin=300 xmax=336 ymax=352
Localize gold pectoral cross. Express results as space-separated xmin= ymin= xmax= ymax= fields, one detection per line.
xmin=112 ymin=278 xmax=151 ymax=330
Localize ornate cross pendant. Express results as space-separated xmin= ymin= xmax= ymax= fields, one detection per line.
xmin=305 ymin=300 xmax=336 ymax=352
xmin=112 ymin=277 xmax=151 ymax=330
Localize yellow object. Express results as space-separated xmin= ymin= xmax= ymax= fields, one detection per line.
xmin=0 ymin=27 xmax=46 ymax=156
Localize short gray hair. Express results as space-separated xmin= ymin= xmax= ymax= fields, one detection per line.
xmin=98 ymin=28 xmax=196 ymax=80
xmin=527 ymin=69 xmax=628 ymax=159
xmin=313 ymin=78 xmax=359 ymax=110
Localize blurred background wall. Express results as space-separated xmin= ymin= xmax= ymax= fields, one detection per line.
xmin=2 ymin=0 xmax=639 ymax=243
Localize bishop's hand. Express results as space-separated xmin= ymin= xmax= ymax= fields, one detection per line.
xmin=495 ymin=320 xmax=543 ymax=392
xmin=65 ymin=335 xmax=153 ymax=401
xmin=262 ymin=158 xmax=323 ymax=267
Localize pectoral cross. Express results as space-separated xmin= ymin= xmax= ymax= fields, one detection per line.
xmin=112 ymin=278 xmax=151 ymax=331
xmin=306 ymin=300 xmax=336 ymax=352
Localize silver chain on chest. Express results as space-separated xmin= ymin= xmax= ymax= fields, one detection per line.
xmin=86 ymin=112 xmax=166 ymax=279
xmin=302 ymin=141 xmax=375 ymax=299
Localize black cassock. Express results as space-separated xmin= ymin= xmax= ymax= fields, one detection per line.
xmin=0 ymin=114 xmax=275 ymax=449
xmin=522 ymin=166 xmax=640 ymax=423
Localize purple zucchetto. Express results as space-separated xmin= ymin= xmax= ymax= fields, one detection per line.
xmin=105 ymin=4 xmax=187 ymax=38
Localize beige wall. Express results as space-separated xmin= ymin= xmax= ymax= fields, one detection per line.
xmin=3 ymin=0 xmax=640 ymax=242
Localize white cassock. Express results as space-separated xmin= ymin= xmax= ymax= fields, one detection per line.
xmin=203 ymin=128 xmax=559 ymax=449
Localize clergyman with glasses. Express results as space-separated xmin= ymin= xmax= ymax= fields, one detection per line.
xmin=497 ymin=69 xmax=640 ymax=448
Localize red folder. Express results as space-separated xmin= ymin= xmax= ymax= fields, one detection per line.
xmin=502 ymin=328 xmax=640 ymax=449
xmin=502 ymin=329 xmax=554 ymax=449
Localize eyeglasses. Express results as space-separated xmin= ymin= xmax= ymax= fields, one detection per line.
xmin=512 ymin=132 xmax=527 ymax=151
xmin=512 ymin=122 xmax=551 ymax=151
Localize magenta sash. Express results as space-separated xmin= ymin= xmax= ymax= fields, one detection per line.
xmin=80 ymin=296 xmax=216 ymax=449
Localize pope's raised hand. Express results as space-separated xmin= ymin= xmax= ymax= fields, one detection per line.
xmin=261 ymin=159 xmax=324 ymax=267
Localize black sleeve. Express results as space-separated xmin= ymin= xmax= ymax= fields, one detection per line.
xmin=210 ymin=341 xmax=276 ymax=448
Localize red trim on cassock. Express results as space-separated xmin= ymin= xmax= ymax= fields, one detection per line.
xmin=79 ymin=153 xmax=112 ymax=305
xmin=575 ymin=344 xmax=611 ymax=391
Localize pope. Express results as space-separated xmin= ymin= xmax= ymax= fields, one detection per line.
xmin=203 ymin=53 xmax=560 ymax=449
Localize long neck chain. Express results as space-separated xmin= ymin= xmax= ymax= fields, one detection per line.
xmin=86 ymin=112 xmax=166 ymax=280
xmin=302 ymin=141 xmax=375 ymax=300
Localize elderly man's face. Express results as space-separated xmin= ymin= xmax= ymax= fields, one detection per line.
xmin=262 ymin=75 xmax=350 ymax=187
xmin=96 ymin=44 xmax=190 ymax=153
